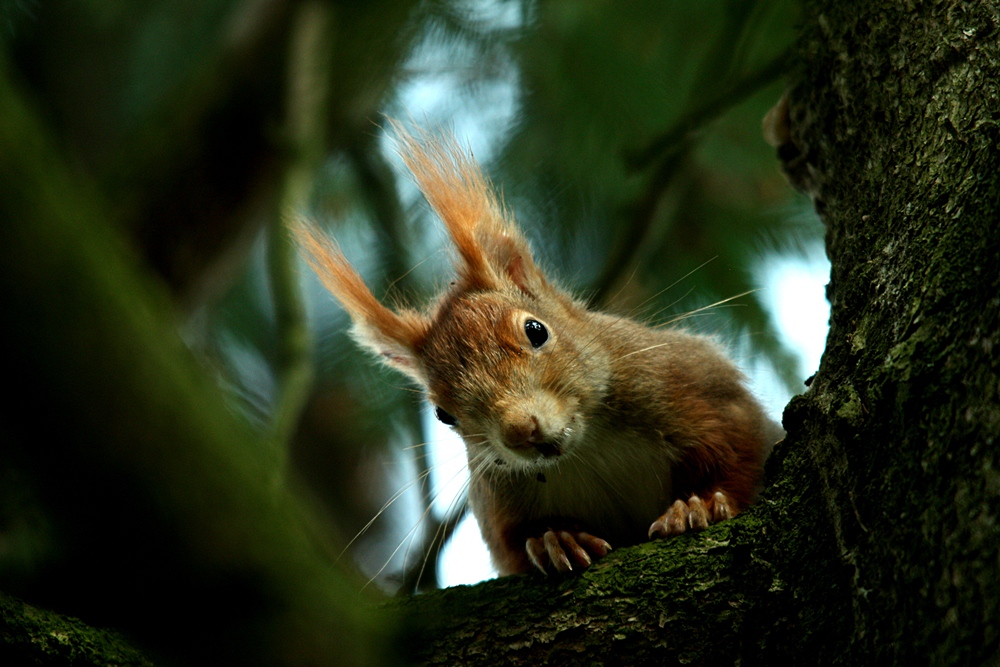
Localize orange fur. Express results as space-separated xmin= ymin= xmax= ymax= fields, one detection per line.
xmin=300 ymin=123 xmax=780 ymax=578
xmin=668 ymin=397 xmax=765 ymax=513
xmin=387 ymin=120 xmax=546 ymax=296
xmin=293 ymin=219 xmax=429 ymax=376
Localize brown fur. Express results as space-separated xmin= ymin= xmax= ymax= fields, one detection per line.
xmin=297 ymin=123 xmax=780 ymax=576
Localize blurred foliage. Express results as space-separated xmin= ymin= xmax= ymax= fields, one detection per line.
xmin=1 ymin=3 xmax=818 ymax=654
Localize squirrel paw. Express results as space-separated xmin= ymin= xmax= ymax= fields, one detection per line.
xmin=525 ymin=529 xmax=612 ymax=575
xmin=648 ymin=491 xmax=733 ymax=539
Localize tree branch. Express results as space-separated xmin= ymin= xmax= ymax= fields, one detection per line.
xmin=1 ymin=592 xmax=154 ymax=667
xmin=625 ymin=49 xmax=790 ymax=172
xmin=0 ymin=55 xmax=387 ymax=667
xmin=267 ymin=1 xmax=334 ymax=453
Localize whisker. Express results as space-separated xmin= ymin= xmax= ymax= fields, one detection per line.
xmin=654 ymin=290 xmax=760 ymax=328
xmin=400 ymin=434 xmax=479 ymax=452
xmin=411 ymin=481 xmax=471 ymax=591
xmin=638 ymin=287 xmax=695 ymax=326
xmin=361 ymin=511 xmax=430 ymax=590
xmin=381 ymin=252 xmax=438 ymax=302
xmin=391 ymin=385 xmax=426 ymax=395
xmin=337 ymin=456 xmax=440 ymax=561
xmin=365 ymin=445 xmax=481 ymax=591
xmin=593 ymin=264 xmax=639 ymax=311
xmin=628 ymin=256 xmax=718 ymax=316
xmin=616 ymin=341 xmax=674 ymax=360
xmin=398 ymin=446 xmax=469 ymax=471
xmin=658 ymin=300 xmax=747 ymax=321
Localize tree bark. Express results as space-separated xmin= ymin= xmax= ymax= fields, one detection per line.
xmin=0 ymin=592 xmax=154 ymax=667
xmin=395 ymin=1 xmax=1000 ymax=664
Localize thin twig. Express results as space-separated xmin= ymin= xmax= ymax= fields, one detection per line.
xmin=592 ymin=139 xmax=693 ymax=306
xmin=626 ymin=48 xmax=790 ymax=172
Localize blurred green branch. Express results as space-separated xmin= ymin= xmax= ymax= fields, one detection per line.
xmin=268 ymin=1 xmax=334 ymax=454
xmin=0 ymin=55 xmax=385 ymax=665
xmin=593 ymin=140 xmax=694 ymax=306
xmin=626 ymin=48 xmax=790 ymax=172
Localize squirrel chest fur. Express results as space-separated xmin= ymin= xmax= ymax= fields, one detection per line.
xmin=298 ymin=124 xmax=778 ymax=576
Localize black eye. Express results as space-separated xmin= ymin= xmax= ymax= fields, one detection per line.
xmin=524 ymin=319 xmax=549 ymax=348
xmin=434 ymin=406 xmax=458 ymax=427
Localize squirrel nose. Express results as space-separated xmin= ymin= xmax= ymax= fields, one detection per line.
xmin=502 ymin=416 xmax=541 ymax=450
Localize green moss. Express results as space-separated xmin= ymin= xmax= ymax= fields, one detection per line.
xmin=835 ymin=384 xmax=863 ymax=426
xmin=0 ymin=592 xmax=154 ymax=666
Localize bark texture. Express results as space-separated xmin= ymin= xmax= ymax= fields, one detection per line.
xmin=0 ymin=592 xmax=154 ymax=667
xmin=396 ymin=1 xmax=1000 ymax=664
xmin=777 ymin=0 xmax=1000 ymax=661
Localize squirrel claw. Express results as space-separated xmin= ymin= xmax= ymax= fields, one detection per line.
xmin=525 ymin=529 xmax=611 ymax=575
xmin=710 ymin=490 xmax=733 ymax=522
xmin=649 ymin=492 xmax=734 ymax=539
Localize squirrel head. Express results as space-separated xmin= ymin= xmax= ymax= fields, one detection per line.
xmin=296 ymin=122 xmax=611 ymax=471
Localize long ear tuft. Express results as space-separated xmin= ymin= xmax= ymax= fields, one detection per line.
xmin=293 ymin=218 xmax=429 ymax=383
xmin=389 ymin=119 xmax=549 ymax=296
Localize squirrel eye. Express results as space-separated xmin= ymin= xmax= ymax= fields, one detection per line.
xmin=434 ymin=406 xmax=458 ymax=427
xmin=524 ymin=319 xmax=549 ymax=348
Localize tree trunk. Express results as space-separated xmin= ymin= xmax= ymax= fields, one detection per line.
xmin=394 ymin=1 xmax=1000 ymax=664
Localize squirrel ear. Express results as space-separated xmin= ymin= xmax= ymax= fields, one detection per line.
xmin=389 ymin=119 xmax=547 ymax=297
xmin=485 ymin=232 xmax=548 ymax=298
xmin=352 ymin=319 xmax=426 ymax=385
xmin=294 ymin=220 xmax=429 ymax=385
xmin=390 ymin=120 xmax=499 ymax=291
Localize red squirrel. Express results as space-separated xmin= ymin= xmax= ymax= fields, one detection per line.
xmin=296 ymin=124 xmax=780 ymax=576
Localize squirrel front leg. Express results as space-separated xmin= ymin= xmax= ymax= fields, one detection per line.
xmin=473 ymin=479 xmax=613 ymax=575
xmin=524 ymin=528 xmax=612 ymax=575
xmin=649 ymin=406 xmax=768 ymax=538
xmin=649 ymin=491 xmax=736 ymax=538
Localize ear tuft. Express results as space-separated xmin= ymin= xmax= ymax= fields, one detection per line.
xmin=388 ymin=119 xmax=547 ymax=296
xmin=293 ymin=217 xmax=429 ymax=384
